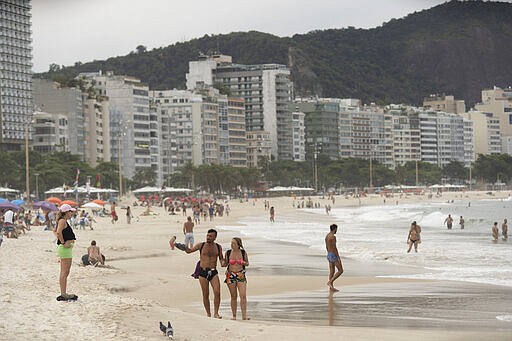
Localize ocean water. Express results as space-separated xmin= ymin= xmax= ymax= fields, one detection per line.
xmin=221 ymin=197 xmax=512 ymax=287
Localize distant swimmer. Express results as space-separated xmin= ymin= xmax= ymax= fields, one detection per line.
xmin=502 ymin=219 xmax=508 ymax=241
xmin=492 ymin=222 xmax=499 ymax=242
xmin=459 ymin=216 xmax=465 ymax=230
xmin=407 ymin=221 xmax=421 ymax=253
xmin=325 ymin=224 xmax=343 ymax=291
xmin=444 ymin=214 xmax=453 ymax=230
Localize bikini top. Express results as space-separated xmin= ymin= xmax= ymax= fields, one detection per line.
xmin=226 ymin=249 xmax=246 ymax=268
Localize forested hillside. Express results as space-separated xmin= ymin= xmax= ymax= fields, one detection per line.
xmin=38 ymin=0 xmax=512 ymax=106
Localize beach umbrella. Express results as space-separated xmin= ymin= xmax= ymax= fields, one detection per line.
xmin=61 ymin=200 xmax=78 ymax=207
xmin=0 ymin=202 xmax=21 ymax=211
xmin=92 ymin=199 xmax=106 ymax=205
xmin=11 ymin=199 xmax=25 ymax=206
xmin=33 ymin=201 xmax=58 ymax=212
xmin=46 ymin=197 xmax=62 ymax=204
xmin=81 ymin=202 xmax=102 ymax=209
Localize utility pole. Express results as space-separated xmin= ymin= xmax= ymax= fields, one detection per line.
xmin=415 ymin=160 xmax=419 ymax=187
xmin=314 ymin=144 xmax=318 ymax=192
xmin=25 ymin=121 xmax=30 ymax=202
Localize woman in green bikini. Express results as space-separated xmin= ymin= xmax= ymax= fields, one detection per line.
xmin=55 ymin=204 xmax=78 ymax=301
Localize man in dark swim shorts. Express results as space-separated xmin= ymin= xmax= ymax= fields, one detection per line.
xmin=182 ymin=229 xmax=225 ymax=318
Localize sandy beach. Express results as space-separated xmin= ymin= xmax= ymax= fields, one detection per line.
xmin=1 ymin=191 xmax=512 ymax=340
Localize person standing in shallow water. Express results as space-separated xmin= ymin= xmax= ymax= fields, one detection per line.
xmin=444 ymin=214 xmax=453 ymax=229
xmin=325 ymin=224 xmax=343 ymax=291
xmin=407 ymin=221 xmax=421 ymax=253
xmin=459 ymin=216 xmax=465 ymax=230
xmin=269 ymin=206 xmax=275 ymax=222
xmin=492 ymin=222 xmax=499 ymax=242
xmin=502 ymin=219 xmax=508 ymax=241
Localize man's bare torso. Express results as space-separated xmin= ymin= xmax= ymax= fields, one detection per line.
xmin=200 ymin=242 xmax=220 ymax=268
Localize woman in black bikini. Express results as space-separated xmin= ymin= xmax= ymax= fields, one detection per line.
xmin=223 ymin=237 xmax=250 ymax=320
xmin=407 ymin=221 xmax=421 ymax=253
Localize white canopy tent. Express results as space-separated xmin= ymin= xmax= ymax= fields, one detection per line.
xmin=132 ymin=186 xmax=193 ymax=194
xmin=0 ymin=187 xmax=19 ymax=193
xmin=45 ymin=186 xmax=118 ymax=195
xmin=267 ymin=186 xmax=315 ymax=192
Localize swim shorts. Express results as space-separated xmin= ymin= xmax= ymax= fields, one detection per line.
xmin=184 ymin=232 xmax=194 ymax=246
xmin=225 ymin=270 xmax=247 ymax=284
xmin=327 ymin=251 xmax=339 ymax=263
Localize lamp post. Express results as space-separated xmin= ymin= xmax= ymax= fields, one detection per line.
xmin=118 ymin=131 xmax=123 ymax=198
xmin=415 ymin=160 xmax=419 ymax=187
xmin=35 ymin=173 xmax=40 ymax=200
xmin=25 ymin=121 xmax=30 ymax=202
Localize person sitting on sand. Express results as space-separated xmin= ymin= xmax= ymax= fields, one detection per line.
xmin=223 ymin=237 xmax=250 ymax=320
xmin=86 ymin=240 xmax=105 ymax=266
xmin=325 ymin=224 xmax=343 ymax=291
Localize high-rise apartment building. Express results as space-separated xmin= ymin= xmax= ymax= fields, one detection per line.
xmin=31 ymin=110 xmax=68 ymax=153
xmin=295 ymin=100 xmax=340 ymax=160
xmin=218 ymin=96 xmax=247 ymax=167
xmin=291 ymin=111 xmax=305 ymax=161
xmin=79 ymin=71 xmax=153 ymax=181
xmin=32 ymin=79 xmax=84 ymax=158
xmin=419 ymin=110 xmax=472 ymax=167
xmin=386 ymin=105 xmax=421 ymax=167
xmin=186 ymin=54 xmax=293 ymax=162
xmin=460 ymin=111 xmax=501 ymax=156
xmin=475 ymin=87 xmax=512 ymax=155
xmin=82 ymin=94 xmax=110 ymax=168
xmin=0 ymin=0 xmax=33 ymax=151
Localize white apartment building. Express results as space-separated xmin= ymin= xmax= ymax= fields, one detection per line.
xmin=186 ymin=54 xmax=293 ymax=162
xmin=291 ymin=111 xmax=305 ymax=161
xmin=31 ymin=111 xmax=68 ymax=153
xmin=79 ymin=72 xmax=153 ymax=181
xmin=0 ymin=0 xmax=32 ymax=151
xmin=460 ymin=110 xmax=501 ymax=156
xmin=150 ymin=89 xmax=223 ymax=175
xmin=338 ymin=105 xmax=394 ymax=168
xmin=386 ymin=105 xmax=421 ymax=167
xmin=419 ymin=110 xmax=472 ymax=167
xmin=475 ymin=86 xmax=512 ymax=155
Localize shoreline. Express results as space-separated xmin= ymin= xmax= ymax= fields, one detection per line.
xmin=1 ymin=191 xmax=512 ymax=339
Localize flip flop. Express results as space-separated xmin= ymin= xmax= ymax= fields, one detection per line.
xmin=57 ymin=294 xmax=78 ymax=301
xmin=174 ymin=242 xmax=187 ymax=251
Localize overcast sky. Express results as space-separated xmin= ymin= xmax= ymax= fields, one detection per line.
xmin=31 ymin=0 xmax=472 ymax=72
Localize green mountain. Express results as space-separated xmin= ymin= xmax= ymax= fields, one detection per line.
xmin=38 ymin=0 xmax=512 ymax=106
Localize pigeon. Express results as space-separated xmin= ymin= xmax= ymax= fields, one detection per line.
xmin=174 ymin=242 xmax=187 ymax=251
xmin=159 ymin=321 xmax=174 ymax=339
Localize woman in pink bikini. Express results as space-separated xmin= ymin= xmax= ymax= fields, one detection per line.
xmin=223 ymin=237 xmax=250 ymax=320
